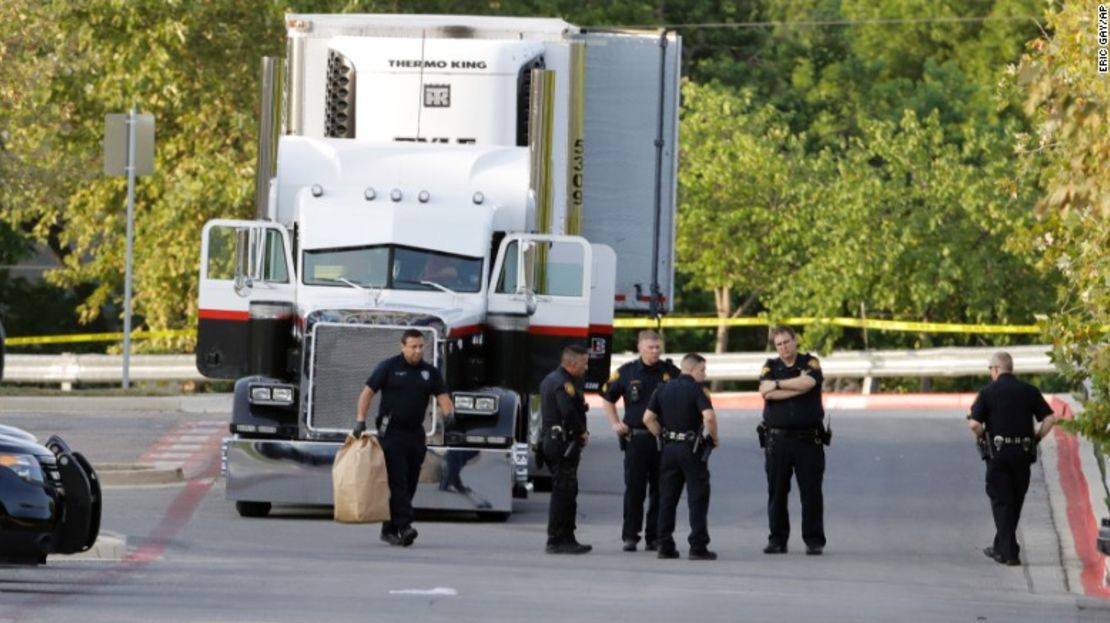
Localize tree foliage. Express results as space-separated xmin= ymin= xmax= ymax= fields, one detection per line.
xmin=1010 ymin=1 xmax=1110 ymax=451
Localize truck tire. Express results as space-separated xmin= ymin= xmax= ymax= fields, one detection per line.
xmin=235 ymin=501 xmax=272 ymax=518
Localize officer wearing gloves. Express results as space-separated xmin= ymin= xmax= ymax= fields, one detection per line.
xmin=758 ymin=326 xmax=828 ymax=556
xmin=643 ymin=353 xmax=718 ymax=561
xmin=967 ymin=351 xmax=1056 ymax=566
xmin=540 ymin=344 xmax=592 ymax=554
xmin=602 ymin=329 xmax=681 ymax=552
xmin=353 ymin=329 xmax=453 ymax=547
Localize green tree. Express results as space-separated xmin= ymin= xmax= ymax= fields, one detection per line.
xmin=1 ymin=1 xmax=288 ymax=350
xmin=1010 ymin=1 xmax=1110 ymax=452
xmin=767 ymin=110 xmax=1055 ymax=353
xmin=677 ymin=80 xmax=824 ymax=353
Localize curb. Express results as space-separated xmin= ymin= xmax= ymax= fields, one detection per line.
xmin=50 ymin=531 xmax=128 ymax=562
xmin=1048 ymin=397 xmax=1110 ymax=598
xmin=585 ymin=391 xmax=979 ymax=410
xmin=0 ymin=394 xmax=232 ymax=414
xmin=95 ymin=462 xmax=185 ymax=486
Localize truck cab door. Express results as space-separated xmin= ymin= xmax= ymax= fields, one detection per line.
xmin=487 ymin=234 xmax=595 ymax=394
xmin=197 ymin=219 xmax=296 ymax=380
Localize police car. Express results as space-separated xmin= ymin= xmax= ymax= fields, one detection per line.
xmin=0 ymin=424 xmax=101 ymax=564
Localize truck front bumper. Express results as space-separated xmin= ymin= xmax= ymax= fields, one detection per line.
xmin=223 ymin=437 xmax=518 ymax=514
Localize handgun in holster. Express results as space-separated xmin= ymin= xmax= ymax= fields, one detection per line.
xmin=975 ymin=435 xmax=991 ymax=461
xmin=377 ymin=414 xmax=392 ymax=438
xmin=618 ymin=432 xmax=629 ymax=452
xmin=693 ymin=434 xmax=714 ymax=463
xmin=756 ymin=423 xmax=768 ymax=449
xmin=820 ymin=416 xmax=832 ymax=446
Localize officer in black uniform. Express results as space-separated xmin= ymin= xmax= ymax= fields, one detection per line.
xmin=602 ymin=329 xmax=681 ymax=552
xmin=540 ymin=344 xmax=592 ymax=554
xmin=643 ymin=353 xmax=718 ymax=560
xmin=758 ymin=326 xmax=827 ymax=555
xmin=353 ymin=329 xmax=453 ymax=547
xmin=967 ymin=351 xmax=1056 ymax=566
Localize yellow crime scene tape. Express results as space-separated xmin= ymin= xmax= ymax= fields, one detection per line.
xmin=6 ymin=317 xmax=1043 ymax=347
xmin=612 ymin=316 xmax=1042 ymax=334
xmin=5 ymin=329 xmax=195 ymax=346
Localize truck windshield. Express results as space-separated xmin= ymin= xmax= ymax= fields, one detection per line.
xmin=303 ymin=245 xmax=482 ymax=293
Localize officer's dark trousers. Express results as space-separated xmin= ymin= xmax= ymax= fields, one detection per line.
xmin=765 ymin=433 xmax=825 ymax=548
xmin=380 ymin=429 xmax=426 ymax=534
xmin=985 ymin=447 xmax=1032 ymax=561
xmin=657 ymin=442 xmax=710 ymax=550
xmin=543 ymin=439 xmax=581 ymax=545
xmin=623 ymin=431 xmax=661 ymax=544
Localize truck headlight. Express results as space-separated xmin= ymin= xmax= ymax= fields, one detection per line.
xmin=0 ymin=453 xmax=46 ymax=485
xmin=452 ymin=393 xmax=499 ymax=415
xmin=249 ymin=384 xmax=295 ymax=405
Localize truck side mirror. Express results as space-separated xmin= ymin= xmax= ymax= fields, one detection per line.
xmin=233 ymin=228 xmax=254 ymax=296
xmin=524 ymin=289 xmax=538 ymax=316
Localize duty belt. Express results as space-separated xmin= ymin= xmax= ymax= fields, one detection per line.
xmin=663 ymin=430 xmax=697 ymax=442
xmin=627 ymin=428 xmax=655 ymax=437
xmin=768 ymin=427 xmax=822 ymax=438
xmin=993 ymin=435 xmax=1033 ymax=444
xmin=992 ymin=435 xmax=1034 ymax=451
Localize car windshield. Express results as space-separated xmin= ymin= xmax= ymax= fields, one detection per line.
xmin=303 ymin=245 xmax=483 ymax=293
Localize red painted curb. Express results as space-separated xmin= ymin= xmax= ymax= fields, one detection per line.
xmin=587 ymin=392 xmax=979 ymax=410
xmin=1051 ymin=397 xmax=1110 ymax=598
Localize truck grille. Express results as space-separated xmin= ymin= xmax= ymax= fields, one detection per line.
xmin=307 ymin=323 xmax=438 ymax=433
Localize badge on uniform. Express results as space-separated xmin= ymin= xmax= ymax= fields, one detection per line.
xmin=421 ymin=370 xmax=430 ymax=381
xmin=563 ymin=382 xmax=576 ymax=397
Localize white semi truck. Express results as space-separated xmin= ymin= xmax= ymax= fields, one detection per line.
xmin=195 ymin=14 xmax=680 ymax=518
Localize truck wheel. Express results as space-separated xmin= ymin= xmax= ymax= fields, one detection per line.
xmin=235 ymin=501 xmax=272 ymax=518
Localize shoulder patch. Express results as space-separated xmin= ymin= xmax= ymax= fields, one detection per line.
xmin=608 ymin=371 xmax=621 ymax=383
xmin=760 ymin=366 xmax=771 ymax=377
xmin=703 ymin=387 xmax=712 ymax=398
xmin=563 ymin=382 xmax=576 ymax=397
xmin=808 ymin=357 xmax=821 ymax=370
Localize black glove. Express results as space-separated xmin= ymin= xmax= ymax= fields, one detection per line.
xmin=352 ymin=420 xmax=367 ymax=437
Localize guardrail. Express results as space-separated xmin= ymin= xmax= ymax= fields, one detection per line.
xmin=3 ymin=345 xmax=1054 ymax=389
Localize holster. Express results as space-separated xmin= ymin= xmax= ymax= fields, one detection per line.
xmin=976 ymin=435 xmax=991 ymax=461
xmin=618 ymin=434 xmax=629 ymax=452
xmin=756 ymin=423 xmax=768 ymax=449
xmin=695 ymin=435 xmax=714 ymax=463
xmin=820 ymin=426 xmax=832 ymax=447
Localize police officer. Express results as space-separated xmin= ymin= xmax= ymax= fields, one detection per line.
xmin=540 ymin=344 xmax=592 ymax=554
xmin=353 ymin=329 xmax=453 ymax=547
xmin=643 ymin=353 xmax=718 ymax=560
xmin=967 ymin=351 xmax=1056 ymax=566
xmin=602 ymin=329 xmax=681 ymax=552
xmin=758 ymin=326 xmax=827 ymax=555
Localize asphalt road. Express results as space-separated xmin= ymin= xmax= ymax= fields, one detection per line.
xmin=1 ymin=405 xmax=1105 ymax=622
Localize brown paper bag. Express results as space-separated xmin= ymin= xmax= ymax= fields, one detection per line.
xmin=332 ymin=434 xmax=390 ymax=523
